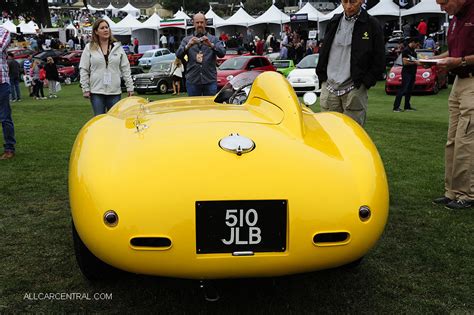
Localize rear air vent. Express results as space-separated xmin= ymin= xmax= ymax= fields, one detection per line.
xmin=130 ymin=237 xmax=172 ymax=248
xmin=313 ymin=232 xmax=350 ymax=245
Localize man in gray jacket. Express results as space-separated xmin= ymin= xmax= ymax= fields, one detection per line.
xmin=176 ymin=13 xmax=225 ymax=96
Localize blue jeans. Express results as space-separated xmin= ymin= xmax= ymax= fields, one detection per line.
xmin=186 ymin=82 xmax=217 ymax=96
xmin=90 ymin=94 xmax=121 ymax=116
xmin=0 ymin=83 xmax=16 ymax=152
xmin=10 ymin=78 xmax=20 ymax=100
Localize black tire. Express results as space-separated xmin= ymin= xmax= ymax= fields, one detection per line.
xmin=158 ymin=81 xmax=168 ymax=94
xmin=442 ymin=78 xmax=448 ymax=89
xmin=432 ymin=81 xmax=439 ymax=95
xmin=72 ymin=221 xmax=120 ymax=281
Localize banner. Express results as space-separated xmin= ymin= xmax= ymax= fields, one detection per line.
xmin=392 ymin=0 xmax=414 ymax=9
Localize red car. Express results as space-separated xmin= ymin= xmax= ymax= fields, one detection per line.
xmin=385 ymin=49 xmax=448 ymax=95
xmin=58 ymin=65 xmax=79 ymax=83
xmin=7 ymin=48 xmax=36 ymax=60
xmin=58 ymin=50 xmax=83 ymax=66
xmin=216 ymin=48 xmax=251 ymax=66
xmin=217 ymin=56 xmax=276 ymax=88
xmin=127 ymin=52 xmax=144 ymax=66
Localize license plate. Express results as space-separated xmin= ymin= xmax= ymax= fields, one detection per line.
xmin=196 ymin=200 xmax=287 ymax=254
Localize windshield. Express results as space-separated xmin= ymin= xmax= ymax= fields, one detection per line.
xmin=214 ymin=71 xmax=260 ymax=104
xmin=273 ymin=61 xmax=290 ymax=68
xmin=297 ymin=54 xmax=319 ymax=69
xmin=219 ymin=57 xmax=247 ymax=70
xmin=142 ymin=51 xmax=154 ymax=58
xmin=150 ymin=62 xmax=171 ymax=72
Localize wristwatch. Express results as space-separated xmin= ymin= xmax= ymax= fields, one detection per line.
xmin=461 ymin=56 xmax=467 ymax=67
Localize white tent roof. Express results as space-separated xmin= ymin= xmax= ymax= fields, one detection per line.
xmin=27 ymin=20 xmax=39 ymax=29
xmin=368 ymin=0 xmax=405 ymax=16
xmin=0 ymin=20 xmax=17 ymax=34
xmin=87 ymin=4 xmax=104 ymax=12
xmin=18 ymin=21 xmax=37 ymax=34
xmin=118 ymin=2 xmax=140 ymax=17
xmin=205 ymin=7 xmax=226 ymax=27
xmin=115 ymin=13 xmax=143 ymax=29
xmin=402 ymin=0 xmax=444 ymax=16
xmin=141 ymin=13 xmax=161 ymax=29
xmin=320 ymin=4 xmax=343 ymax=21
xmin=249 ymin=5 xmax=290 ymax=26
xmin=65 ymin=23 xmax=76 ymax=30
xmin=173 ymin=9 xmax=191 ymax=20
xmin=102 ymin=15 xmax=117 ymax=27
xmin=221 ymin=8 xmax=255 ymax=27
xmin=296 ymin=2 xmax=325 ymax=21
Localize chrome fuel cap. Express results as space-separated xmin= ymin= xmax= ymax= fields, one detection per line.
xmin=219 ymin=133 xmax=255 ymax=156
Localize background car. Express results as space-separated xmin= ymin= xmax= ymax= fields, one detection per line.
xmin=138 ymin=48 xmax=175 ymax=69
xmin=134 ymin=61 xmax=174 ymax=94
xmin=286 ymin=54 xmax=320 ymax=95
xmin=385 ymin=36 xmax=405 ymax=66
xmin=216 ymin=48 xmax=250 ymax=66
xmin=69 ymin=71 xmax=389 ymax=281
xmin=121 ymin=66 xmax=144 ymax=91
xmin=57 ymin=50 xmax=82 ymax=66
xmin=57 ymin=65 xmax=79 ymax=84
xmin=217 ymin=56 xmax=276 ymax=88
xmin=385 ymin=49 xmax=448 ymax=95
xmin=272 ymin=59 xmax=295 ymax=77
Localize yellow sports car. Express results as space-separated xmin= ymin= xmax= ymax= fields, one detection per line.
xmin=69 ymin=71 xmax=389 ymax=280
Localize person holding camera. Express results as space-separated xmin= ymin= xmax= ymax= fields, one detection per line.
xmin=176 ymin=13 xmax=225 ymax=96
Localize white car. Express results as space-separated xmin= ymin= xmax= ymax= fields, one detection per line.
xmin=138 ymin=48 xmax=176 ymax=69
xmin=287 ymin=54 xmax=320 ymax=95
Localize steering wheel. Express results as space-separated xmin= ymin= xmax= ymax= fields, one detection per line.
xmin=228 ymin=83 xmax=253 ymax=105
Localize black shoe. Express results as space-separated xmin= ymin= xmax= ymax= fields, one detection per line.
xmin=393 ymin=108 xmax=403 ymax=112
xmin=432 ymin=196 xmax=452 ymax=205
xmin=445 ymin=199 xmax=473 ymax=210
xmin=405 ymin=107 xmax=417 ymax=111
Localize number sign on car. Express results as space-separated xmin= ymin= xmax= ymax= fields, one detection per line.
xmin=195 ymin=200 xmax=287 ymax=254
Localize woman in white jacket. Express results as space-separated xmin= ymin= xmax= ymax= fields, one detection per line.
xmin=79 ymin=18 xmax=134 ymax=116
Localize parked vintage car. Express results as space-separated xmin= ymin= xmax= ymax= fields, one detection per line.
xmin=272 ymin=59 xmax=295 ymax=77
xmin=385 ymin=36 xmax=405 ymax=66
xmin=286 ymin=54 xmax=320 ymax=95
xmin=385 ymin=49 xmax=448 ymax=95
xmin=57 ymin=50 xmax=83 ymax=66
xmin=70 ymin=71 xmax=389 ymax=280
xmin=32 ymin=50 xmax=63 ymax=63
xmin=138 ymin=48 xmax=175 ymax=69
xmin=134 ymin=61 xmax=175 ymax=94
xmin=121 ymin=66 xmax=144 ymax=91
xmin=217 ymin=55 xmax=276 ymax=88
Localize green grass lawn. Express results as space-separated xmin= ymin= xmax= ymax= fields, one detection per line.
xmin=0 ymin=82 xmax=472 ymax=313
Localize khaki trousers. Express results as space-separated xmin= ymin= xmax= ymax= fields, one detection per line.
xmin=445 ymin=75 xmax=474 ymax=201
xmin=319 ymin=82 xmax=368 ymax=127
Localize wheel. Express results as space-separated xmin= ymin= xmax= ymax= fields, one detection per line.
xmin=432 ymin=81 xmax=439 ymax=94
xmin=72 ymin=221 xmax=120 ymax=281
xmin=158 ymin=81 xmax=168 ymax=94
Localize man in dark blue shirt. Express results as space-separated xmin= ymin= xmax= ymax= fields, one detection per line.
xmin=176 ymin=13 xmax=226 ymax=96
xmin=392 ymin=37 xmax=421 ymax=112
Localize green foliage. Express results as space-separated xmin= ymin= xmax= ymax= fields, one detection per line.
xmin=0 ymin=82 xmax=473 ymax=312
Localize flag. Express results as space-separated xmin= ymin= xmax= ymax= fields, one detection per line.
xmin=240 ymin=2 xmax=244 ymax=8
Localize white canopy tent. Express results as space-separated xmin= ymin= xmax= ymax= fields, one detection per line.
xmin=220 ymin=7 xmax=255 ymax=27
xmin=249 ymin=5 xmax=290 ymax=26
xmin=216 ymin=8 xmax=255 ymax=41
xmin=0 ymin=20 xmax=17 ymax=34
xmin=105 ymin=3 xmax=119 ymax=17
xmin=296 ymin=3 xmax=326 ymax=21
xmin=173 ymin=9 xmax=191 ymax=22
xmin=18 ymin=21 xmax=37 ymax=34
xmin=134 ymin=13 xmax=161 ymax=48
xmin=115 ymin=13 xmax=143 ymax=30
xmin=368 ymin=0 xmax=404 ymax=16
xmin=118 ymin=3 xmax=140 ymax=18
xmin=319 ymin=4 xmax=343 ymax=22
xmin=402 ymin=0 xmax=444 ymax=16
xmin=205 ymin=7 xmax=226 ymax=28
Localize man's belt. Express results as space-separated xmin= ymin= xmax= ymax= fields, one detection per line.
xmin=457 ymin=70 xmax=474 ymax=79
xmin=453 ymin=67 xmax=474 ymax=79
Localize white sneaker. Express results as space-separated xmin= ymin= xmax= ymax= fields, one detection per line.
xmin=41 ymin=97 xmax=47 ymax=100
xmin=53 ymin=95 xmax=57 ymax=98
